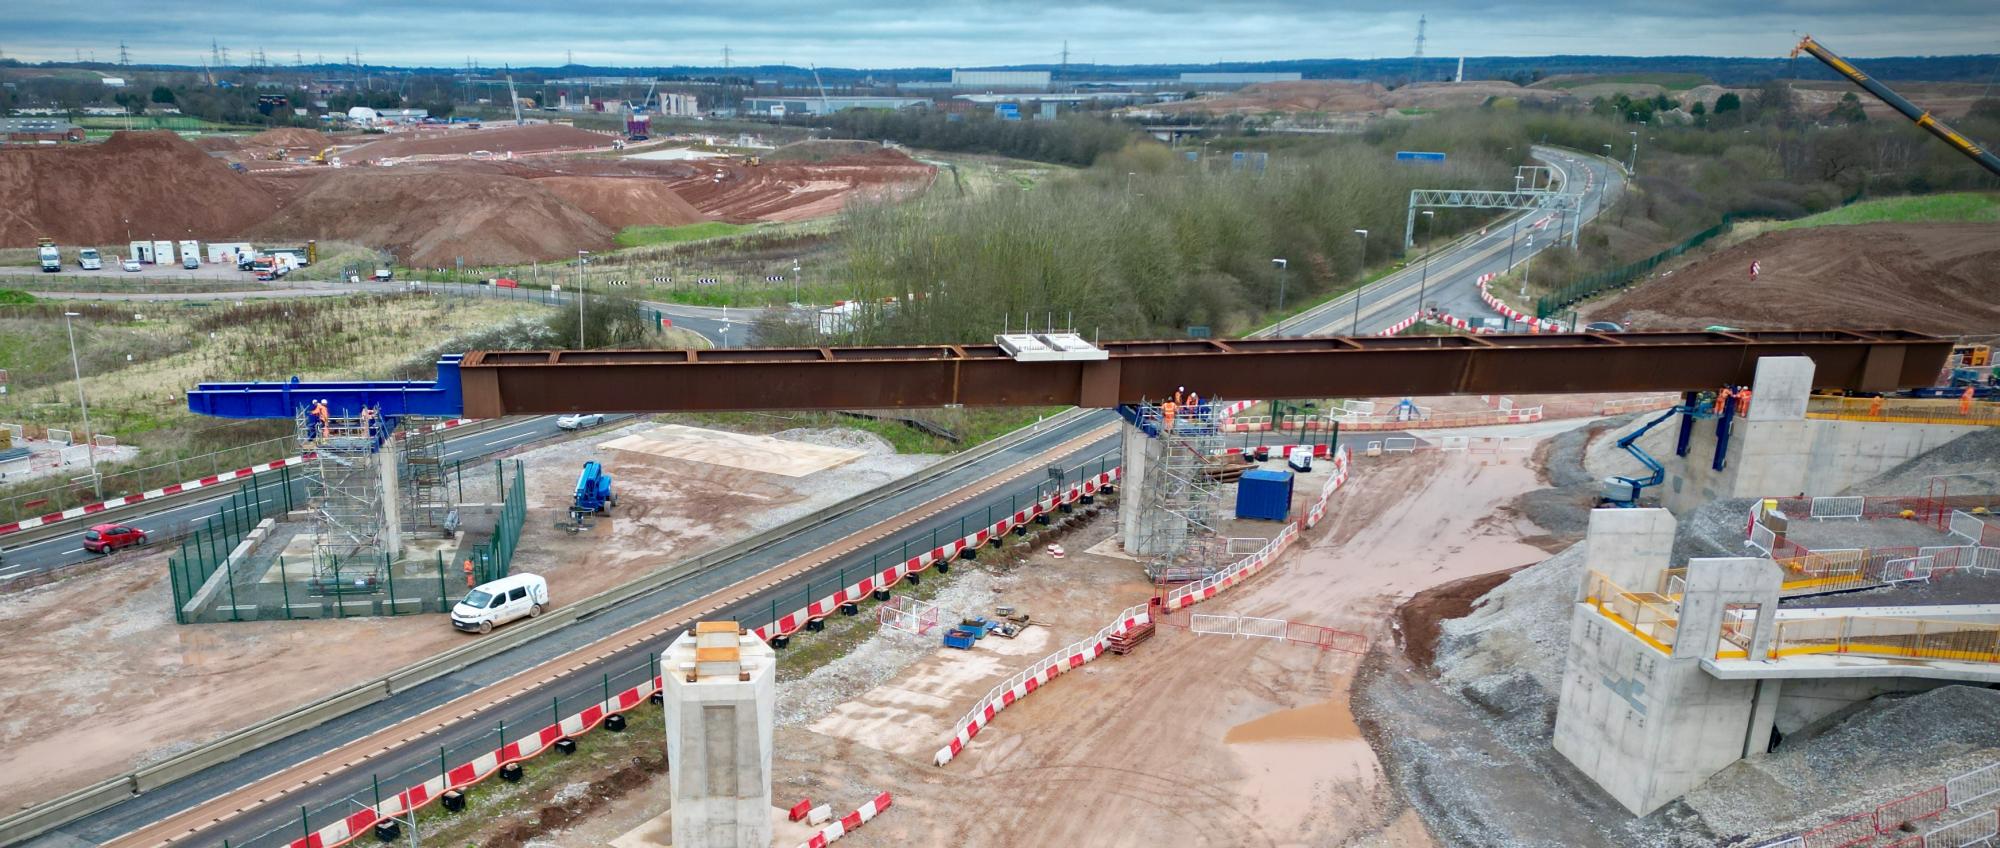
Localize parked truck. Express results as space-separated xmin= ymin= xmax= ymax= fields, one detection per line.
xmin=37 ymin=239 xmax=61 ymax=272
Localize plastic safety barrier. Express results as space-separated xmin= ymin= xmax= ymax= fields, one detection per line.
xmin=0 ymin=418 xmax=477 ymax=538
xmin=753 ymin=468 xmax=1118 ymax=643
xmin=794 ymin=792 xmax=893 ymax=848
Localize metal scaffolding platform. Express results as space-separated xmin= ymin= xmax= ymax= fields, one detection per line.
xmin=298 ymin=407 xmax=389 ymax=591
xmin=399 ymin=417 xmax=454 ymax=535
xmin=1132 ymin=400 xmax=1228 ymax=583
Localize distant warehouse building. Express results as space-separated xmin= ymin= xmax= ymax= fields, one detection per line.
xmin=950 ymin=70 xmax=1052 ymax=90
xmin=742 ymin=96 xmax=930 ymax=117
xmin=0 ymin=118 xmax=85 ymax=144
xmin=1179 ymin=72 xmax=1304 ymax=86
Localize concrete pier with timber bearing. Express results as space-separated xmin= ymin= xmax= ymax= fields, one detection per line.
xmin=662 ymin=621 xmax=776 ymax=848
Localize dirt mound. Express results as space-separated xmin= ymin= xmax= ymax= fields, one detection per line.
xmin=342 ymin=123 xmax=611 ymax=161
xmin=1152 ymin=80 xmax=1389 ymax=116
xmin=0 ymin=130 xmax=281 ymax=247
xmin=1591 ymin=222 xmax=2000 ymax=334
xmin=533 ymin=176 xmax=708 ymax=229
xmin=666 ymin=153 xmax=934 ymax=222
xmin=1381 ymin=81 xmax=1569 ymax=110
xmin=255 ymin=169 xmax=613 ymax=266
xmin=1396 ymin=567 xmax=1523 ymax=668
xmin=245 ymin=127 xmax=334 ymax=149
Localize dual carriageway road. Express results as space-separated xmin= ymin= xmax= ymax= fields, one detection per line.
xmin=11 ymin=149 xmax=1621 ymax=847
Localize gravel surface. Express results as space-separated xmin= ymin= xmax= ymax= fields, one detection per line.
xmin=1434 ymin=543 xmax=1584 ymax=751
xmin=1670 ymin=497 xmax=1762 ymax=565
xmin=1684 ymin=686 xmax=2000 ymax=842
xmin=773 ymin=566 xmax=999 ymax=727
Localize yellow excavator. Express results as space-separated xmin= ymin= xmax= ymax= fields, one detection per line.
xmin=1792 ymin=36 xmax=2000 ymax=177
xmin=310 ymin=146 xmax=335 ymax=165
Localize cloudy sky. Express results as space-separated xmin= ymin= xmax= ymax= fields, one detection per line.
xmin=8 ymin=0 xmax=1997 ymax=68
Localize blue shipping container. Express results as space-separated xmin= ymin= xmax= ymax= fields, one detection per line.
xmin=1235 ymin=468 xmax=1294 ymax=521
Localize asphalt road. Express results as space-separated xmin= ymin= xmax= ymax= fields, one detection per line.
xmin=29 ymin=410 xmax=1119 ymax=848
xmin=1272 ymin=147 xmax=1624 ymax=337
xmin=0 ymin=416 xmax=611 ymax=583
xmin=17 ymin=147 xmax=1623 ymax=847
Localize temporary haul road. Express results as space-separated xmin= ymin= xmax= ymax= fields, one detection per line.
xmin=35 ymin=412 xmax=1119 ymax=848
xmin=13 ymin=149 xmax=1609 ymax=847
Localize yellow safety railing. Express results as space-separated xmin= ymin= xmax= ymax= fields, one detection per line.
xmin=1769 ymin=616 xmax=2000 ymax=664
xmin=1808 ymin=396 xmax=2000 ymax=427
xmin=1584 ymin=570 xmax=1678 ymax=655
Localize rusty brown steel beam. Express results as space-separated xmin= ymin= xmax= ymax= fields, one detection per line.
xmin=457 ymin=329 xmax=1951 ymax=417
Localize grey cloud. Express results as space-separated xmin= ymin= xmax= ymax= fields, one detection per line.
xmin=8 ymin=0 xmax=1997 ymax=67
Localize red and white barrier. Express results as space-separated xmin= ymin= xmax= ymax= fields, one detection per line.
xmin=795 ymin=792 xmax=893 ymax=848
xmin=285 ymin=663 xmax=657 ymax=848
xmin=754 ymin=468 xmax=1120 ymax=643
xmin=932 ymin=446 xmax=1356 ymax=767
xmin=1474 ymin=272 xmax=1567 ymax=333
xmin=0 ymin=418 xmax=476 ymax=539
xmin=932 ymin=600 xmax=1152 ymax=766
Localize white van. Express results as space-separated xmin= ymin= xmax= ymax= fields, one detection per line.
xmin=451 ymin=573 xmax=549 ymax=633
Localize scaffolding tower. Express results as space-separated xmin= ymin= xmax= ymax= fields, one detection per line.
xmin=298 ymin=406 xmax=389 ymax=591
xmin=1134 ymin=399 xmax=1228 ymax=583
xmin=399 ymin=418 xmax=454 ymax=535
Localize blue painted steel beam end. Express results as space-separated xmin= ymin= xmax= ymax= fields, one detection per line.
xmin=187 ymin=354 xmax=466 ymax=420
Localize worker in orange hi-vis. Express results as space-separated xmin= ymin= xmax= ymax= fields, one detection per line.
xmin=1736 ymin=388 xmax=1753 ymax=417
xmin=1714 ymin=386 xmax=1733 ymax=416
xmin=462 ymin=558 xmax=475 ymax=588
xmin=1962 ymin=386 xmax=1976 ymax=416
xmin=1160 ymin=399 xmax=1178 ymax=432
xmin=1869 ymin=395 xmax=1885 ymax=418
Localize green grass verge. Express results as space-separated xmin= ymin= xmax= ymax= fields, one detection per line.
xmin=1770 ymin=192 xmax=2000 ymax=229
xmin=613 ymin=222 xmax=754 ymax=248
xmin=0 ymin=289 xmax=34 ymax=305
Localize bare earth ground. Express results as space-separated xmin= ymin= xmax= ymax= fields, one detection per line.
xmin=1586 ymin=222 xmax=2000 ymax=335
xmin=512 ymin=444 xmax=1556 ymax=847
xmin=0 ymin=422 xmax=936 ymax=808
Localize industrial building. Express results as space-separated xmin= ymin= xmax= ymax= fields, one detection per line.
xmin=0 ymin=118 xmax=85 ymax=144
xmin=741 ymin=95 xmax=929 ymax=117
xmin=950 ymin=69 xmax=1053 ymax=90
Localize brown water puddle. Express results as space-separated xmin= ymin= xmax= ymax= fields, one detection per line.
xmin=1224 ymin=696 xmax=1361 ymax=744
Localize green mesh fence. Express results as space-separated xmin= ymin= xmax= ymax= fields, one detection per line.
xmin=168 ymin=458 xmax=526 ymax=624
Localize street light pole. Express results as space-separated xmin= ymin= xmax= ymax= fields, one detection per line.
xmin=1351 ymin=229 xmax=1368 ymax=335
xmin=62 ymin=312 xmax=103 ymax=500
xmin=575 ymin=250 xmax=588 ymax=348
xmin=1520 ymin=235 xmax=1535 ymax=298
xmin=1418 ymin=210 xmax=1435 ymax=315
xmin=1271 ymin=258 xmax=1288 ymax=312
xmin=792 ymin=258 xmax=801 ymax=305
xmin=1628 ymin=130 xmax=1640 ymax=175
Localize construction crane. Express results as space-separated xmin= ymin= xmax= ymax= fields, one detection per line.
xmin=810 ymin=63 xmax=831 ymax=114
xmin=1792 ymin=35 xmax=2000 ymax=177
xmin=506 ymin=73 xmax=524 ymax=125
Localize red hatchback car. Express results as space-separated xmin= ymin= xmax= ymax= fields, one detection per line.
xmin=83 ymin=523 xmax=147 ymax=555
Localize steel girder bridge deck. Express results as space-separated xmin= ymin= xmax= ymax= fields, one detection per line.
xmin=184 ymin=330 xmax=1952 ymax=420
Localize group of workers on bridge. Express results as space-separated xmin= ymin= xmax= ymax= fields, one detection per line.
xmin=1159 ymin=386 xmax=1207 ymax=431
xmin=301 ymin=400 xmax=383 ymax=445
